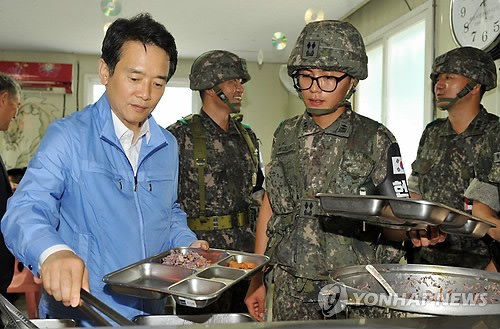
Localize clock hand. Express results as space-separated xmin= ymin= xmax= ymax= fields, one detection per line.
xmin=467 ymin=0 xmax=486 ymax=25
xmin=483 ymin=0 xmax=487 ymax=21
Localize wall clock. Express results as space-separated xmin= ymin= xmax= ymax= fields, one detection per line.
xmin=450 ymin=0 xmax=500 ymax=60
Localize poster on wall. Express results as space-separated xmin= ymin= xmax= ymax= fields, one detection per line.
xmin=0 ymin=93 xmax=65 ymax=170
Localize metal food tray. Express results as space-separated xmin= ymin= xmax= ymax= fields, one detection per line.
xmin=316 ymin=193 xmax=495 ymax=238
xmin=30 ymin=319 xmax=76 ymax=328
xmin=134 ymin=313 xmax=254 ymax=325
xmin=440 ymin=217 xmax=493 ymax=237
xmin=329 ymin=264 xmax=500 ymax=316
xmin=103 ymin=247 xmax=269 ymax=308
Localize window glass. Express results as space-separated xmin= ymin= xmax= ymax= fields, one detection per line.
xmin=89 ymin=78 xmax=195 ymax=128
xmin=357 ymin=44 xmax=383 ymax=122
xmin=152 ymin=86 xmax=193 ymax=128
xmin=386 ymin=20 xmax=426 ymax=172
xmin=355 ymin=5 xmax=431 ymax=179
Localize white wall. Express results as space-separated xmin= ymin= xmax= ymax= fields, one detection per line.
xmin=2 ymin=0 xmax=500 ymax=168
xmin=0 ymin=51 xmax=290 ymax=167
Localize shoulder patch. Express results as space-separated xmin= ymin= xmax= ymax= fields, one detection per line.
xmin=178 ymin=114 xmax=198 ymax=125
xmin=427 ymin=118 xmax=446 ymax=127
xmin=242 ymin=123 xmax=251 ymax=129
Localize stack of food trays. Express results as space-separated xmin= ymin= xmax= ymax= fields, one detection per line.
xmin=316 ymin=193 xmax=495 ymax=238
xmin=103 ymin=247 xmax=269 ymax=308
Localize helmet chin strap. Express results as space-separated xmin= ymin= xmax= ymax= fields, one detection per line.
xmin=436 ymin=81 xmax=477 ymax=111
xmin=213 ymin=86 xmax=241 ymax=113
xmin=303 ymin=80 xmax=358 ymax=116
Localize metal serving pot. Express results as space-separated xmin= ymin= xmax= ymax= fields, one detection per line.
xmin=328 ymin=264 xmax=500 ymax=317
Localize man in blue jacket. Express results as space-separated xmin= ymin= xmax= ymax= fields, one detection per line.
xmin=1 ymin=13 xmax=207 ymax=325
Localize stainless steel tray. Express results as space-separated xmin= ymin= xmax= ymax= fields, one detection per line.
xmin=30 ymin=319 xmax=76 ymax=328
xmin=316 ymin=193 xmax=495 ymax=238
xmin=103 ymin=247 xmax=269 ymax=308
xmin=440 ymin=217 xmax=493 ymax=237
xmin=134 ymin=313 xmax=254 ymax=325
xmin=329 ymin=264 xmax=500 ymax=316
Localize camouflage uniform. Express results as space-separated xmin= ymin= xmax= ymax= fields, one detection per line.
xmin=263 ymin=19 xmax=408 ymax=322
xmin=168 ymin=50 xmax=263 ymax=315
xmin=167 ymin=111 xmax=260 ymax=252
xmin=408 ymin=47 xmax=499 ymax=269
xmin=266 ymin=109 xmax=406 ymax=321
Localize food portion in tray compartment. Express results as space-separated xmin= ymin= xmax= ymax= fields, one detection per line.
xmin=226 ymin=261 xmax=258 ymax=269
xmin=217 ymin=253 xmax=267 ymax=269
xmin=162 ymin=249 xmax=213 ymax=269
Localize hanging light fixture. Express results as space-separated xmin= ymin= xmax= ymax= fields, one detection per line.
xmin=101 ymin=0 xmax=121 ymax=17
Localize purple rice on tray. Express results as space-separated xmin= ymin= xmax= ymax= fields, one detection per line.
xmin=161 ymin=249 xmax=212 ymax=269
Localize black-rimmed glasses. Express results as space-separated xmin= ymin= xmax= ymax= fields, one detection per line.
xmin=292 ymin=73 xmax=349 ymax=92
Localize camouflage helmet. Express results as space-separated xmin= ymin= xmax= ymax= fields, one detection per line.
xmin=430 ymin=46 xmax=497 ymax=91
xmin=287 ymin=20 xmax=368 ymax=80
xmin=189 ymin=50 xmax=251 ymax=90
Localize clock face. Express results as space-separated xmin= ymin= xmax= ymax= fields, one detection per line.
xmin=450 ymin=0 xmax=500 ymax=51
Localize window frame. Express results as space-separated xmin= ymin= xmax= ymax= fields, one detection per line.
xmin=359 ymin=1 xmax=434 ymax=126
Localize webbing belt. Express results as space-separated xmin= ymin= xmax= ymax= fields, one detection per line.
xmin=187 ymin=211 xmax=248 ymax=231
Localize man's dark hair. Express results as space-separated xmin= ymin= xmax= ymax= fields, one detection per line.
xmin=0 ymin=73 xmax=21 ymax=100
xmin=480 ymin=85 xmax=486 ymax=99
xmin=7 ymin=167 xmax=27 ymax=184
xmin=101 ymin=13 xmax=177 ymax=81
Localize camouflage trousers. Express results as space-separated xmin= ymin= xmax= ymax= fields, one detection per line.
xmin=271 ymin=267 xmax=411 ymax=321
xmin=271 ymin=266 xmax=326 ymax=321
xmin=193 ymin=225 xmax=255 ymax=253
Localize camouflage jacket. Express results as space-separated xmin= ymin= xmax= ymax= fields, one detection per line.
xmin=408 ymin=106 xmax=500 ymax=268
xmin=265 ymin=109 xmax=405 ymax=281
xmin=167 ymin=111 xmax=262 ymax=251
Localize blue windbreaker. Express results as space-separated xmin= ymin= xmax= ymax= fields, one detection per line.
xmin=1 ymin=93 xmax=197 ymax=322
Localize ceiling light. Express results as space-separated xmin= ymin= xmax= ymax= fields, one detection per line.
xmin=304 ymin=8 xmax=324 ymax=24
xmin=272 ymin=32 xmax=287 ymax=50
xmin=257 ymin=49 xmax=264 ymax=65
xmin=101 ymin=0 xmax=121 ymax=17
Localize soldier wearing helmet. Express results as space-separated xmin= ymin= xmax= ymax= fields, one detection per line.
xmin=408 ymin=46 xmax=500 ymax=270
xmin=167 ymin=50 xmax=264 ymax=314
xmin=245 ymin=20 xmax=430 ymax=322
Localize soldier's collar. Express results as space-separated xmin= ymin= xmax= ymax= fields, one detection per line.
xmin=299 ymin=109 xmax=352 ymax=138
xmin=464 ymin=106 xmax=490 ymax=136
xmin=442 ymin=106 xmax=488 ymax=137
xmin=200 ymin=110 xmax=239 ymax=135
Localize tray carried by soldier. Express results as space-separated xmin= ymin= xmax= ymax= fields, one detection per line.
xmin=316 ymin=193 xmax=495 ymax=238
xmin=103 ymin=247 xmax=269 ymax=308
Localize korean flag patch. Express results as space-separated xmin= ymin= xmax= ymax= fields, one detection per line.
xmin=392 ymin=157 xmax=405 ymax=175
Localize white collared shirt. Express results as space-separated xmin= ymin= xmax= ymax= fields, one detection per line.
xmin=111 ymin=111 xmax=151 ymax=174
